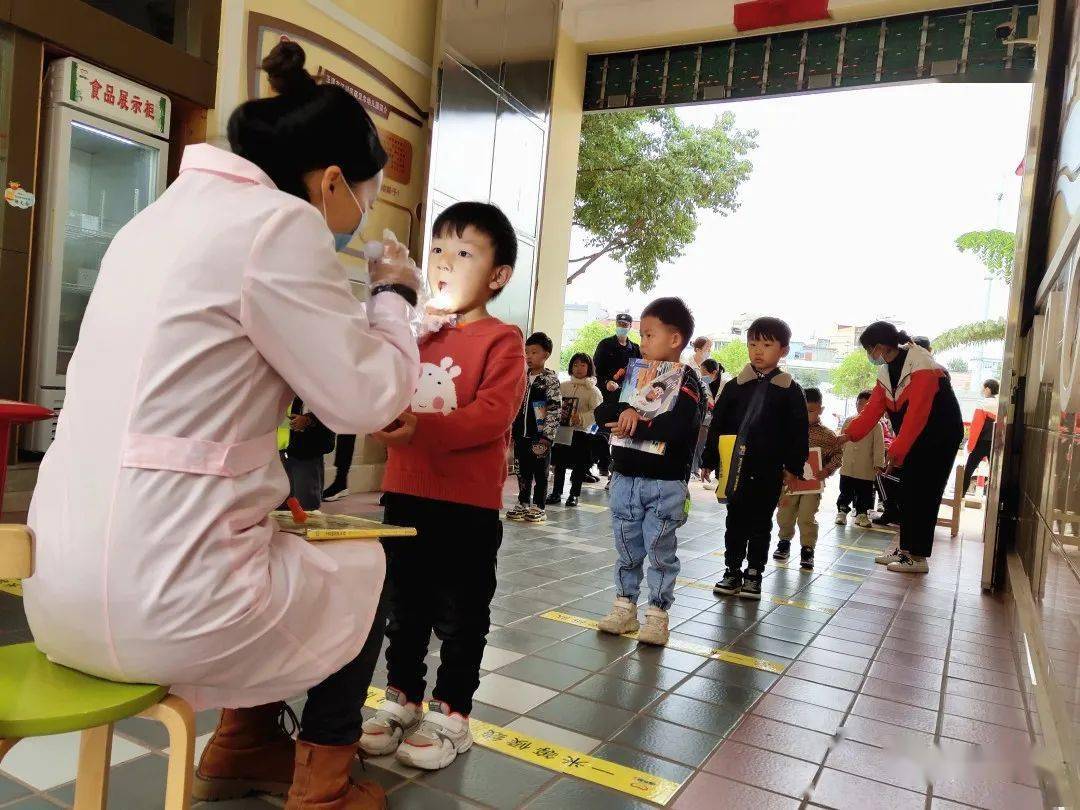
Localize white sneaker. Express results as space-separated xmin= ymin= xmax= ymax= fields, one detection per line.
xmin=359 ymin=686 xmax=422 ymax=757
xmin=835 ymin=512 xmax=849 ymax=525
xmin=598 ymin=597 xmax=639 ymax=635
xmin=854 ymin=513 xmax=873 ymax=528
xmin=396 ymin=701 xmax=472 ymax=770
xmin=887 ymin=553 xmax=929 ymax=574
xmin=875 ymin=549 xmax=903 ymax=565
xmin=637 ymin=606 xmax=669 ymax=646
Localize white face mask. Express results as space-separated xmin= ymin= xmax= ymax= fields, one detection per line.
xmin=323 ymin=182 xmax=366 ymax=252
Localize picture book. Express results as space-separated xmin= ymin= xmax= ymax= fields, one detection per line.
xmin=786 ymin=448 xmax=823 ymax=495
xmin=555 ymin=395 xmax=579 ymax=446
xmin=610 ymin=359 xmax=684 ymax=455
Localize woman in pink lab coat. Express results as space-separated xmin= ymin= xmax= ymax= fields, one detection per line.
xmin=22 ymin=43 xmax=416 ymax=810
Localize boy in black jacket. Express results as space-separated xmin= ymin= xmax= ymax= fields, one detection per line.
xmin=701 ymin=317 xmax=809 ymax=599
xmin=282 ymin=397 xmax=335 ymax=510
xmin=594 ymin=298 xmax=706 ymax=646
xmin=508 ymin=332 xmax=562 ymax=523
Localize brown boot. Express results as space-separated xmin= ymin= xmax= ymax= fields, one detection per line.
xmin=285 ymin=740 xmax=387 ymax=810
xmin=192 ymin=702 xmax=297 ymax=800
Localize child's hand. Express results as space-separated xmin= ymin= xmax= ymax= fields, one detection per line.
xmin=836 ymin=433 xmax=851 ymax=446
xmin=571 ymin=414 xmax=582 ymax=427
xmin=815 ymin=469 xmax=829 ymax=481
xmin=372 ymin=412 xmax=417 ymax=447
xmin=605 ymin=381 xmax=619 ymax=393
xmin=607 ymin=409 xmax=641 ymax=438
xmin=782 ymin=469 xmax=800 ymax=490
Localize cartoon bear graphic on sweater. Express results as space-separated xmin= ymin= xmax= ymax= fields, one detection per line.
xmin=412 ymin=356 xmax=461 ymax=414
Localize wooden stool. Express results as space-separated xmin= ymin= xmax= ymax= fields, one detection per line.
xmin=937 ymin=465 xmax=964 ymax=538
xmin=0 ymin=525 xmax=195 ymax=809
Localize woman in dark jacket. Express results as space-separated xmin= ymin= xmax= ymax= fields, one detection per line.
xmin=843 ymin=322 xmax=964 ymax=574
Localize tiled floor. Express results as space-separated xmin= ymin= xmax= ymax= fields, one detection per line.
xmin=0 ymin=479 xmax=1047 ymax=808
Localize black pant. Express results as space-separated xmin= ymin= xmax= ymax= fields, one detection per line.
xmin=299 ymin=586 xmax=388 ymax=745
xmin=962 ymin=439 xmax=991 ymax=495
xmin=552 ymin=432 xmax=591 ymax=498
xmin=380 ymin=494 xmax=502 ymax=715
xmin=515 ymin=439 xmax=551 ymax=506
xmin=330 ymin=434 xmax=356 ymax=486
xmin=900 ymin=437 xmax=962 ymax=557
xmin=724 ymin=470 xmax=784 ymax=573
xmin=837 ymin=475 xmax=874 ymax=515
xmin=283 ymin=454 xmax=324 ymax=510
xmin=876 ymin=470 xmax=902 ymax=523
xmin=592 ymin=431 xmax=611 ymax=475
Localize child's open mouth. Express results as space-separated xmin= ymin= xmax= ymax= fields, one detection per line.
xmin=438 ymin=281 xmax=448 ymax=291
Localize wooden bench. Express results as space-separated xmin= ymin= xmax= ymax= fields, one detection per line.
xmin=937 ymin=465 xmax=964 ymax=538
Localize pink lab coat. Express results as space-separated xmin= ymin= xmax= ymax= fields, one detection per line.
xmin=23 ymin=145 xmax=419 ymax=710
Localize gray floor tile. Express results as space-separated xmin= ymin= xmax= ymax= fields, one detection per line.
xmin=420 ymin=745 xmax=554 ymax=807
xmin=673 ymin=675 xmax=763 ymax=712
xmin=524 ymin=777 xmax=656 ymax=809
xmin=646 ymin=692 xmax=745 ymax=736
xmin=3 ymin=798 xmax=66 ymax=809
xmin=527 ymin=693 xmax=635 ymax=739
xmin=0 ymin=775 xmax=31 ymax=805
xmin=691 ymin=658 xmax=780 ymax=691
xmin=48 ymin=754 xmax=168 ymax=808
xmin=534 ymin=641 xmax=627 ymax=671
xmin=115 ymin=708 xmax=220 ymax=750
xmin=733 ymin=632 xmax=807 ymax=660
xmin=612 ymin=715 xmax=721 ymax=768
xmin=193 ymin=797 xmax=281 ymax=808
xmin=601 ymin=658 xmax=689 ymax=690
xmin=497 ymin=657 xmax=591 ymax=691
xmin=630 ymin=645 xmax=707 ymax=674
xmin=507 ymin=617 xmax=586 ymax=642
xmin=484 ymin=627 xmax=558 ymax=655
xmin=565 ymin=631 xmax=640 ymax=656
xmin=387 ymin=782 xmax=485 ymax=809
xmin=590 ymin=742 xmax=695 ymax=786
xmin=469 ymin=700 xmax=520 ymax=726
xmin=568 ymin=673 xmax=665 ymax=712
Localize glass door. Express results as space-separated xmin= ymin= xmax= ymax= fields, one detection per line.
xmin=57 ymin=119 xmax=159 ymax=374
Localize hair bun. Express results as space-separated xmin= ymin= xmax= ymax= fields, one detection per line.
xmin=897 ymin=329 xmax=912 ymax=344
xmin=262 ymin=40 xmax=316 ymax=96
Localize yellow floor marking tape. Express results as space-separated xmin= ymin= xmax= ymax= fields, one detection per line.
xmin=836 ymin=544 xmax=881 ymax=555
xmin=540 ymin=610 xmax=786 ymax=674
xmin=676 ymin=576 xmax=836 ymax=615
xmin=364 ymin=686 xmax=682 ymax=804
xmin=0 ymin=579 xmax=22 ymax=597
xmin=771 ymin=562 xmax=865 ymax=582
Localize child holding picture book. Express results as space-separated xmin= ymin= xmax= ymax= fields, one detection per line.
xmin=548 ymin=352 xmax=603 ymax=507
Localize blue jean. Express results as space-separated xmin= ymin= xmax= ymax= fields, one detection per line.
xmin=608 ymin=473 xmax=687 ymax=610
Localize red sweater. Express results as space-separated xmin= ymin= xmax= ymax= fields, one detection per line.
xmin=382 ymin=317 xmax=525 ymax=510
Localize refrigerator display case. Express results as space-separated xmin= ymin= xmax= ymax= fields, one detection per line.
xmin=25 ymin=58 xmax=170 ymax=452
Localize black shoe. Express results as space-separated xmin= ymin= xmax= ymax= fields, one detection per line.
xmin=739 ymin=569 xmax=762 ymax=600
xmin=713 ymin=569 xmax=742 ymax=596
xmin=583 ymin=473 xmax=599 ymax=484
xmin=565 ymin=495 xmax=579 ymax=507
xmin=800 ymin=546 xmax=815 ymax=570
xmin=773 ymin=540 xmax=791 ymax=561
xmin=546 ymin=493 xmax=562 ymax=506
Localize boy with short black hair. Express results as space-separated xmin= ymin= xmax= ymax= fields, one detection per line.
xmin=775 ymin=387 xmax=843 ymax=570
xmin=362 ymin=201 xmax=526 ymax=771
xmin=594 ymin=296 xmax=707 ymax=646
xmin=836 ymin=390 xmax=885 ymax=528
xmin=508 ymin=332 xmax=561 ymax=523
xmin=701 ymin=316 xmax=809 ymax=599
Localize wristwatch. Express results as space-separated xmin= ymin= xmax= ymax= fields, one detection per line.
xmin=371 ymin=283 xmax=418 ymax=307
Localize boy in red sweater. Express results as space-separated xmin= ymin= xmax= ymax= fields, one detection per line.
xmin=360 ymin=202 xmax=525 ymax=771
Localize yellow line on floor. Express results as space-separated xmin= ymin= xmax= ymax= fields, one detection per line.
xmin=676 ymin=576 xmax=836 ymax=615
xmin=770 ymin=563 xmax=866 ymax=582
xmin=540 ymin=609 xmax=787 ymax=674
xmin=836 ymin=544 xmax=881 ymax=555
xmin=364 ymin=686 xmax=682 ymax=805
xmin=0 ymin=579 xmax=22 ymax=597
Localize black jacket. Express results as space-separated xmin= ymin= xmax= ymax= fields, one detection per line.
xmin=594 ymin=364 xmax=706 ymax=481
xmin=286 ymin=397 xmax=335 ymax=460
xmin=593 ymin=335 xmax=642 ymax=404
xmin=701 ymin=365 xmax=809 ymax=483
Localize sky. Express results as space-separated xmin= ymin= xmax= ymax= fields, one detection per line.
xmin=564 ymin=82 xmax=1033 ymax=351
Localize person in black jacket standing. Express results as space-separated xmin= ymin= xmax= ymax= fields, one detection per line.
xmin=592 ymin=313 xmax=641 ymax=478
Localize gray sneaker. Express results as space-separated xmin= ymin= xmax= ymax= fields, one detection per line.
xmin=359 ymin=686 xmax=422 ymax=757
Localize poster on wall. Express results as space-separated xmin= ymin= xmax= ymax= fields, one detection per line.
xmin=246 ymin=14 xmax=429 ymax=280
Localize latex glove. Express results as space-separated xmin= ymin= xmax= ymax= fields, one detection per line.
xmin=366 ymin=231 xmax=421 ymax=294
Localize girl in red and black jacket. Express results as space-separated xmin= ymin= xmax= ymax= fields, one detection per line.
xmin=843 ymin=322 xmax=964 ymax=574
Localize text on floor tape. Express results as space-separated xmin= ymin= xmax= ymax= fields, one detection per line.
xmin=364 ymin=686 xmax=682 ymax=804
xmin=539 ymin=610 xmax=786 ymax=674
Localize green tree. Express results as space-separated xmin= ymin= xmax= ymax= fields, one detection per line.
xmin=831 ymin=351 xmax=877 ymax=399
xmin=712 ymin=340 xmax=749 ymax=375
xmin=571 ymin=109 xmax=756 ymax=292
xmin=935 ymin=229 xmax=1015 ymax=351
xmin=559 ymin=321 xmax=640 ymax=370
xmin=946 ymin=357 xmax=971 ymax=373
xmin=933 ymin=318 xmax=1007 ymax=353
xmin=954 ymin=229 xmax=1015 ymax=284
xmin=791 ymin=367 xmax=825 ymax=389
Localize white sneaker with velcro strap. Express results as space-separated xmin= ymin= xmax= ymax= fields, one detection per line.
xmin=358 ymin=686 xmax=422 ymax=757
xmin=396 ymin=701 xmax=473 ymax=770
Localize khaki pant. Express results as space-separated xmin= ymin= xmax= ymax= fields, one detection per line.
xmin=777 ymin=493 xmax=821 ymax=548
